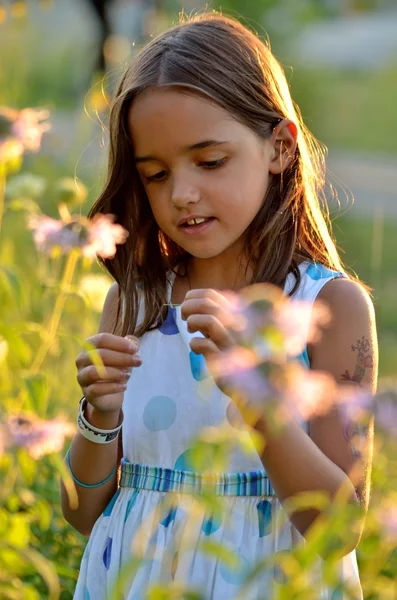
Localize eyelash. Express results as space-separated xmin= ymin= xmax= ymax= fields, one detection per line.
xmin=145 ymin=158 xmax=227 ymax=184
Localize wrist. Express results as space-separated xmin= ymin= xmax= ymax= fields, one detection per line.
xmin=84 ymin=402 xmax=122 ymax=430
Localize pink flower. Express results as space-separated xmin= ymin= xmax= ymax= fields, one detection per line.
xmin=227 ymin=285 xmax=330 ymax=363
xmin=337 ymin=386 xmax=374 ymax=421
xmin=84 ymin=213 xmax=129 ymax=259
xmin=6 ymin=414 xmax=75 ymax=459
xmin=373 ymin=389 xmax=397 ymax=436
xmin=29 ymin=213 xmax=129 ymax=259
xmin=0 ymin=106 xmax=50 ymax=154
xmin=211 ymin=347 xmax=273 ymax=404
xmin=273 ymin=299 xmax=330 ymax=356
xmin=280 ymin=366 xmax=337 ymax=421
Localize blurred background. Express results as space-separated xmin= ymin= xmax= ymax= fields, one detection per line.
xmin=0 ymin=1 xmax=396 ymax=597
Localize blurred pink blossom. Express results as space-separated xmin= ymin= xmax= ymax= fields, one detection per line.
xmin=29 ymin=213 xmax=129 ymax=259
xmin=226 ymin=285 xmax=330 ymax=361
xmin=6 ymin=414 xmax=75 ymax=459
xmin=373 ymin=390 xmax=397 ymax=436
xmin=86 ymin=214 xmax=129 ymax=259
xmin=337 ymin=386 xmax=374 ymax=421
xmin=211 ymin=347 xmax=273 ymax=404
xmin=280 ymin=366 xmax=337 ymax=421
xmin=273 ymin=299 xmax=330 ymax=356
xmin=0 ymin=106 xmax=50 ymax=156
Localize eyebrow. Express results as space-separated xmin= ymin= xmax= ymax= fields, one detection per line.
xmin=135 ymin=140 xmax=230 ymax=164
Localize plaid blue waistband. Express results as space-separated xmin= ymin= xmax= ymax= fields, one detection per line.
xmin=120 ymin=459 xmax=275 ymax=497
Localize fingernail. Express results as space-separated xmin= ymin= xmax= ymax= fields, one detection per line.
xmin=122 ymin=368 xmax=132 ymax=374
xmin=125 ymin=335 xmax=138 ymax=351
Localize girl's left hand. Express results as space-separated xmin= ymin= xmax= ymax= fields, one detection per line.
xmin=180 ymin=288 xmax=240 ymax=360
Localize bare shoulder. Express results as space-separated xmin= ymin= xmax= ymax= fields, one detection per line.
xmin=311 ymin=277 xmax=378 ymax=392
xmin=317 ymin=277 xmax=375 ymax=319
xmin=98 ymin=281 xmax=121 ymax=334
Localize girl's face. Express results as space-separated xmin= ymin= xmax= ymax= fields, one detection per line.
xmin=129 ymin=88 xmax=274 ymax=263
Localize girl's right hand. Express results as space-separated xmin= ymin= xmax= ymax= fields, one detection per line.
xmin=75 ymin=333 xmax=142 ymax=413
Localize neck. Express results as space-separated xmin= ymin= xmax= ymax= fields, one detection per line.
xmin=187 ymin=254 xmax=253 ymax=292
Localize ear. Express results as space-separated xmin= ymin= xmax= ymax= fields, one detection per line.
xmin=269 ymin=119 xmax=298 ymax=175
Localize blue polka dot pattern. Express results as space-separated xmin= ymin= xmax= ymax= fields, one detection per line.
xmin=103 ymin=488 xmax=120 ymax=516
xmin=159 ymin=306 xmax=179 ymax=335
xmin=189 ymin=351 xmax=210 ymax=381
xmin=202 ymin=514 xmax=221 ymax=536
xmin=306 ymin=263 xmax=343 ymax=281
xmin=161 ymin=506 xmax=177 ymax=528
xmin=219 ymin=552 xmax=249 ymax=585
xmin=124 ymin=489 xmax=140 ymax=523
xmin=174 ymin=449 xmax=195 ymax=471
xmin=143 ymin=395 xmax=177 ymax=431
xmin=257 ymin=500 xmax=272 ymax=537
xmin=103 ymin=537 xmax=112 ymax=570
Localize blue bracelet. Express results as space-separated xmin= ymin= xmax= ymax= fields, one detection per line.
xmin=66 ymin=447 xmax=117 ymax=489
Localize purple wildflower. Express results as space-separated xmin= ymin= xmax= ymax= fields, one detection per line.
xmin=279 ymin=365 xmax=338 ymax=421
xmin=0 ymin=106 xmax=50 ymax=155
xmin=226 ymin=284 xmax=330 ymax=362
xmin=374 ymin=389 xmax=397 ymax=436
xmin=337 ymin=386 xmax=374 ymax=422
xmin=29 ymin=213 xmax=129 ymax=259
xmin=6 ymin=414 xmax=75 ymax=459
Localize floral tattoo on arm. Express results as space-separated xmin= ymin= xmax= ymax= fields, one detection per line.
xmin=341 ymin=336 xmax=374 ymax=459
xmin=341 ymin=336 xmax=374 ymax=384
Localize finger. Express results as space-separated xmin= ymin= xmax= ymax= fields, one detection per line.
xmin=77 ymin=348 xmax=142 ymax=370
xmin=189 ymin=336 xmax=220 ymax=358
xmin=88 ymin=333 xmax=139 ymax=353
xmin=181 ymin=297 xmax=237 ymax=329
xmin=77 ymin=365 xmax=132 ymax=388
xmin=84 ymin=381 xmax=129 ymax=400
xmin=186 ymin=314 xmax=235 ymax=350
xmin=184 ymin=288 xmax=231 ymax=308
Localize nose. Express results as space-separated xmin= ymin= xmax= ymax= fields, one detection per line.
xmin=171 ymin=172 xmax=200 ymax=208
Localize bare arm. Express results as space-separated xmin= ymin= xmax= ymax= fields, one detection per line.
xmin=60 ymin=282 xmax=134 ymax=536
xmin=257 ymin=278 xmax=378 ymax=554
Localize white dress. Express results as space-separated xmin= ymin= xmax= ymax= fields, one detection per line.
xmin=73 ymin=261 xmax=363 ymax=600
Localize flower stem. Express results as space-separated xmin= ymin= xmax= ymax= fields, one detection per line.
xmin=30 ymin=249 xmax=80 ymax=376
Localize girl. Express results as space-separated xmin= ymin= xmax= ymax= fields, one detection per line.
xmin=61 ymin=13 xmax=377 ymax=600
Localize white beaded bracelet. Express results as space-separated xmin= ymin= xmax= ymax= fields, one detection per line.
xmin=77 ymin=397 xmax=123 ymax=444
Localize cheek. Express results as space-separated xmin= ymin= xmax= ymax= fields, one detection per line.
xmin=224 ymin=169 xmax=269 ymax=214
xmin=147 ymin=193 xmax=173 ymax=231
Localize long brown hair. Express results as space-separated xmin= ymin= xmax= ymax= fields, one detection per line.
xmin=89 ymin=12 xmax=345 ymax=337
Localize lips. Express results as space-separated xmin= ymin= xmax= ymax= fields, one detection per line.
xmin=178 ymin=217 xmax=216 ymax=236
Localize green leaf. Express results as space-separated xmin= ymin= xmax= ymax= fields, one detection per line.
xmin=0 ymin=325 xmax=32 ymax=365
xmin=0 ymin=265 xmax=28 ymax=312
xmin=16 ymin=547 xmax=61 ymax=600
xmin=7 ymin=514 xmax=31 ymax=548
xmin=17 ymin=450 xmax=37 ymax=486
xmin=23 ymin=373 xmax=50 ymax=417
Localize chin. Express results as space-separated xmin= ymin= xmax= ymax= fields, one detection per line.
xmin=183 ymin=246 xmax=225 ymax=260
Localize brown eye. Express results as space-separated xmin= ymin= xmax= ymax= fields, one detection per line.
xmin=145 ymin=170 xmax=167 ymax=183
xmin=199 ymin=158 xmax=227 ymax=169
